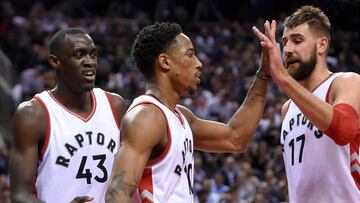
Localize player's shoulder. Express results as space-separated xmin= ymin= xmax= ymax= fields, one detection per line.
xmin=105 ymin=91 xmax=126 ymax=106
xmin=123 ymin=101 xmax=167 ymax=131
xmin=330 ymin=72 xmax=360 ymax=92
xmin=122 ymin=102 xmax=167 ymax=143
xmin=99 ymin=89 xmax=128 ymax=121
xmin=333 ymin=72 xmax=360 ymax=84
xmin=15 ymin=98 xmax=45 ymax=118
xmin=98 ymin=89 xmax=126 ymax=109
xmin=125 ymin=102 xmax=165 ymax=122
xmin=327 ymin=72 xmax=360 ymax=103
xmin=13 ymin=98 xmax=47 ymax=129
xmin=95 ymin=88 xmax=123 ymax=101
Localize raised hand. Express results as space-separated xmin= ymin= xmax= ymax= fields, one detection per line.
xmin=252 ymin=20 xmax=288 ymax=85
xmin=257 ymin=21 xmax=272 ymax=77
xmin=70 ymin=196 xmax=94 ymax=203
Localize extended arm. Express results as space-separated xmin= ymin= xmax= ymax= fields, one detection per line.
xmin=179 ymin=74 xmax=267 ymax=152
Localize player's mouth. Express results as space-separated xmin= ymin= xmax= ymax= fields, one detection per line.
xmin=82 ymin=70 xmax=96 ymax=81
xmin=196 ymin=71 xmax=202 ymax=84
xmin=285 ymin=59 xmax=299 ymax=69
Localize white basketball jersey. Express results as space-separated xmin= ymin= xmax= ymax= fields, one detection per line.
xmin=281 ymin=73 xmax=360 ymax=202
xmin=128 ymin=95 xmax=194 ymax=203
xmin=34 ymin=88 xmax=120 ymax=203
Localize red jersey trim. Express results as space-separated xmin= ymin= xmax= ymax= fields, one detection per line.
xmin=350 ymin=135 xmax=360 ymax=190
xmin=175 ymin=108 xmax=185 ymax=128
xmin=104 ymin=91 xmax=120 ymax=129
xmin=127 ymin=101 xmax=171 ymax=167
xmin=33 ymin=185 xmax=38 ymax=197
xmin=282 ymin=99 xmax=291 ymax=119
xmin=48 ymin=90 xmax=96 ymax=122
xmin=34 ymin=96 xmax=51 ymax=160
xmin=139 ymin=167 xmax=154 ymax=203
xmin=287 ymin=74 xmax=334 ymax=112
xmin=325 ymin=75 xmax=337 ymax=103
xmin=146 ymin=94 xmax=184 ymax=127
xmin=311 ymin=73 xmax=334 ymax=93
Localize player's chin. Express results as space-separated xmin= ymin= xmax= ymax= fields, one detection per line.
xmin=82 ymin=83 xmax=95 ymax=91
xmin=188 ymin=85 xmax=198 ymax=96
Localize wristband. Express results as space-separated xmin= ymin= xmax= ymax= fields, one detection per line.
xmin=256 ymin=69 xmax=271 ymax=80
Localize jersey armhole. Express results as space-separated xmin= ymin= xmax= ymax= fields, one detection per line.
xmin=105 ymin=91 xmax=121 ymax=129
xmin=128 ymin=102 xmax=172 ymax=167
xmin=325 ymin=78 xmax=337 ymax=103
xmin=34 ymin=96 xmax=51 ymax=160
xmin=281 ymin=100 xmax=291 ymax=120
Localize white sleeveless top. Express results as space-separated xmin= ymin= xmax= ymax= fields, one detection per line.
xmin=34 ymin=88 xmax=120 ymax=203
xmin=281 ymin=73 xmax=360 ymax=203
xmin=128 ymin=95 xmax=194 ymax=203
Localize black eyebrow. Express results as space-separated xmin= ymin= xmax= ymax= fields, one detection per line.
xmin=73 ymin=47 xmax=97 ymax=52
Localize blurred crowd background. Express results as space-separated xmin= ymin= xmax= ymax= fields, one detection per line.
xmin=0 ymin=0 xmax=359 ymax=202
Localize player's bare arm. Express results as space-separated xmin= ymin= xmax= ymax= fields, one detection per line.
xmin=106 ymin=105 xmax=167 ymax=202
xmin=178 ymin=72 xmax=267 ymax=153
xmin=10 ymin=99 xmax=46 ymax=203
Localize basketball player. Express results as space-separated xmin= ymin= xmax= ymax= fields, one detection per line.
xmin=9 ymin=28 xmax=127 ymax=203
xmin=252 ymin=5 xmax=360 ymax=202
xmin=106 ymin=22 xmax=269 ymax=202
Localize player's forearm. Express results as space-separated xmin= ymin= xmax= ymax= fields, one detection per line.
xmin=9 ymin=153 xmax=42 ymax=203
xmin=280 ymin=75 xmax=333 ymax=131
xmin=227 ymin=76 xmax=268 ymax=149
xmin=242 ymin=75 xmax=268 ymax=109
xmin=106 ymin=170 xmax=138 ymax=203
xmin=11 ymin=193 xmax=43 ymax=203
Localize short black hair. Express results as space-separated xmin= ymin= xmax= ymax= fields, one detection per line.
xmin=131 ymin=22 xmax=183 ymax=79
xmin=48 ymin=27 xmax=88 ymax=56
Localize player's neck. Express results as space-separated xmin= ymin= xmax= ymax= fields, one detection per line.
xmin=299 ymin=64 xmax=332 ymax=92
xmin=51 ymin=86 xmax=93 ymax=114
xmin=146 ymin=83 xmax=179 ymax=112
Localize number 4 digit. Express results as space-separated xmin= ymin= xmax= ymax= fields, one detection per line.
xmin=76 ymin=156 xmax=93 ymax=184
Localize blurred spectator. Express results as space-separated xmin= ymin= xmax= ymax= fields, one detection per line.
xmin=208 ymin=90 xmax=234 ymax=122
xmin=208 ymin=173 xmax=229 ymax=203
xmin=194 ymin=154 xmax=207 ymax=195
xmin=221 ymin=155 xmax=240 ymax=187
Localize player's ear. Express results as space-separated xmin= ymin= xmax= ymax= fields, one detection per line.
xmin=158 ymin=53 xmax=170 ymax=72
xmin=317 ymin=36 xmax=329 ymax=54
xmin=49 ymin=54 xmax=61 ymax=70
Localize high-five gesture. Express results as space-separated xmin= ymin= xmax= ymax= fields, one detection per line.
xmin=252 ymin=20 xmax=288 ymax=85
